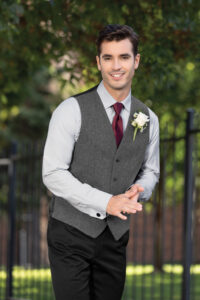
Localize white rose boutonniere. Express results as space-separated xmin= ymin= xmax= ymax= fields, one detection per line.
xmin=131 ymin=112 xmax=150 ymax=142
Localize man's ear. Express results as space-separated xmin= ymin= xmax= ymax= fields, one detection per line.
xmin=96 ymin=56 xmax=101 ymax=71
xmin=134 ymin=54 xmax=140 ymax=70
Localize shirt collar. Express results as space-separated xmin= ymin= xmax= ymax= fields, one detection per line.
xmin=97 ymin=81 xmax=131 ymax=112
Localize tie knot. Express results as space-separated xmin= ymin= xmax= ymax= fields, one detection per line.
xmin=113 ymin=102 xmax=123 ymax=115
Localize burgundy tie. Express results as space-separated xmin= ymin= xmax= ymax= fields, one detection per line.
xmin=112 ymin=103 xmax=124 ymax=147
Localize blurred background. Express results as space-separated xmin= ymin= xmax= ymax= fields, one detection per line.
xmin=0 ymin=0 xmax=200 ymax=299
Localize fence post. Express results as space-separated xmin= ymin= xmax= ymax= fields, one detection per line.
xmin=182 ymin=109 xmax=194 ymax=300
xmin=5 ymin=142 xmax=17 ymax=300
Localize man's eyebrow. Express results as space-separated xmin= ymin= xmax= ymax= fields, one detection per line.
xmin=102 ymin=54 xmax=112 ymax=58
xmin=102 ymin=53 xmax=132 ymax=58
xmin=120 ymin=53 xmax=131 ymax=57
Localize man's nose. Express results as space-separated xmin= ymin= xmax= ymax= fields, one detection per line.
xmin=112 ymin=59 xmax=121 ymax=70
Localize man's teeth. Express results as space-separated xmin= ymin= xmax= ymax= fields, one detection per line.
xmin=112 ymin=74 xmax=122 ymax=77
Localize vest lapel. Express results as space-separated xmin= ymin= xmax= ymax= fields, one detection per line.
xmin=94 ymin=91 xmax=147 ymax=153
xmin=95 ymin=90 xmax=117 ymax=151
xmin=117 ymin=95 xmax=150 ymax=153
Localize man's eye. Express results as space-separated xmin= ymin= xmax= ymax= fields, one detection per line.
xmin=104 ymin=57 xmax=111 ymax=61
xmin=122 ymin=56 xmax=129 ymax=60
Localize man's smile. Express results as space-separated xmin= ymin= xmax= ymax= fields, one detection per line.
xmin=110 ymin=72 xmax=125 ymax=80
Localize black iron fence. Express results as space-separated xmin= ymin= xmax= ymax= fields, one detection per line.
xmin=0 ymin=109 xmax=200 ymax=300
xmin=124 ymin=109 xmax=200 ymax=300
xmin=0 ymin=142 xmax=53 ymax=300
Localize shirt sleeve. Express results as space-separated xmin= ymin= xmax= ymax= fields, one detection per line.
xmin=134 ymin=108 xmax=160 ymax=201
xmin=42 ymin=97 xmax=112 ymax=219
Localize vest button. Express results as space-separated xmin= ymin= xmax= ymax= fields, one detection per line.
xmin=113 ymin=178 xmax=117 ymax=182
xmin=96 ymin=213 xmax=101 ymax=217
xmin=116 ymin=159 xmax=120 ymax=162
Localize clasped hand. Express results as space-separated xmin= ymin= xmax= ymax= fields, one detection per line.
xmin=106 ymin=184 xmax=144 ymax=220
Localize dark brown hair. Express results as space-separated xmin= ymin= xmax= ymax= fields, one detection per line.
xmin=96 ymin=24 xmax=139 ymax=57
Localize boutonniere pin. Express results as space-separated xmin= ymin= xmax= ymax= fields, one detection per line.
xmin=131 ymin=112 xmax=150 ymax=142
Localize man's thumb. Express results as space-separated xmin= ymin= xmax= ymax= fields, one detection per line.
xmin=125 ymin=189 xmax=137 ymax=197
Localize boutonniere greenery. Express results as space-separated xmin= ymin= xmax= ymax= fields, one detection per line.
xmin=131 ymin=112 xmax=150 ymax=142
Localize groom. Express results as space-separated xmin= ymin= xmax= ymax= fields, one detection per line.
xmin=42 ymin=24 xmax=159 ymax=300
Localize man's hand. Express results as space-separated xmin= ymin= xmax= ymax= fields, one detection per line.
xmin=125 ymin=184 xmax=144 ymax=203
xmin=106 ymin=186 xmax=143 ymax=220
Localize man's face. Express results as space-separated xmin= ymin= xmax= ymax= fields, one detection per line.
xmin=96 ymin=38 xmax=140 ymax=96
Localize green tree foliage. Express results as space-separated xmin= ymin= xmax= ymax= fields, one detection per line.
xmin=0 ymin=0 xmax=199 ymax=142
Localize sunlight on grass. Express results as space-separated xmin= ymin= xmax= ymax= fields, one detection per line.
xmin=0 ymin=270 xmax=6 ymax=279
xmin=12 ymin=268 xmax=51 ymax=280
xmin=126 ymin=264 xmax=154 ymax=275
xmin=126 ymin=264 xmax=200 ymax=276
xmin=191 ymin=265 xmax=200 ymax=274
xmin=163 ymin=264 xmax=200 ymax=274
xmin=1 ymin=265 xmax=200 ymax=280
xmin=0 ymin=265 xmax=199 ymax=300
xmin=163 ymin=264 xmax=183 ymax=274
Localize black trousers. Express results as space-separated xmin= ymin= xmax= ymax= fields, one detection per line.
xmin=47 ymin=217 xmax=129 ymax=300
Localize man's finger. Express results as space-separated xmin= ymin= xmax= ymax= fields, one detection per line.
xmin=137 ymin=187 xmax=144 ymax=192
xmin=125 ymin=189 xmax=138 ymax=197
xmin=127 ymin=201 xmax=143 ymax=210
xmin=126 ymin=208 xmax=137 ymax=214
xmin=125 ymin=185 xmax=144 ymax=198
xmin=133 ymin=184 xmax=144 ymax=192
xmin=118 ymin=212 xmax=127 ymax=220
xmin=122 ymin=202 xmax=142 ymax=212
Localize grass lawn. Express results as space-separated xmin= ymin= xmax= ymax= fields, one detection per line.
xmin=123 ymin=264 xmax=200 ymax=300
xmin=0 ymin=264 xmax=199 ymax=300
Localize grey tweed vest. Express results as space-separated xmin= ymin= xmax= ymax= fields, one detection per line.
xmin=49 ymin=85 xmax=149 ymax=240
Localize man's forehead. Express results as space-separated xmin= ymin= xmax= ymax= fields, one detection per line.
xmin=100 ymin=38 xmax=133 ymax=55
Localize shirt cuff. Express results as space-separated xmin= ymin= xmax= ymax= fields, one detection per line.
xmin=86 ymin=192 xmax=112 ymax=219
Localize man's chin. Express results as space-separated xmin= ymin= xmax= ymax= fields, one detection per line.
xmin=109 ymin=83 xmax=127 ymax=91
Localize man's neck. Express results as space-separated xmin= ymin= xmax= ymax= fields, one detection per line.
xmin=102 ymin=81 xmax=131 ymax=102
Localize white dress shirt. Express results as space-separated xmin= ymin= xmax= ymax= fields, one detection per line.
xmin=42 ymin=81 xmax=160 ymax=219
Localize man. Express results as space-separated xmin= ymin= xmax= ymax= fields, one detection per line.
xmin=42 ymin=24 xmax=159 ymax=300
